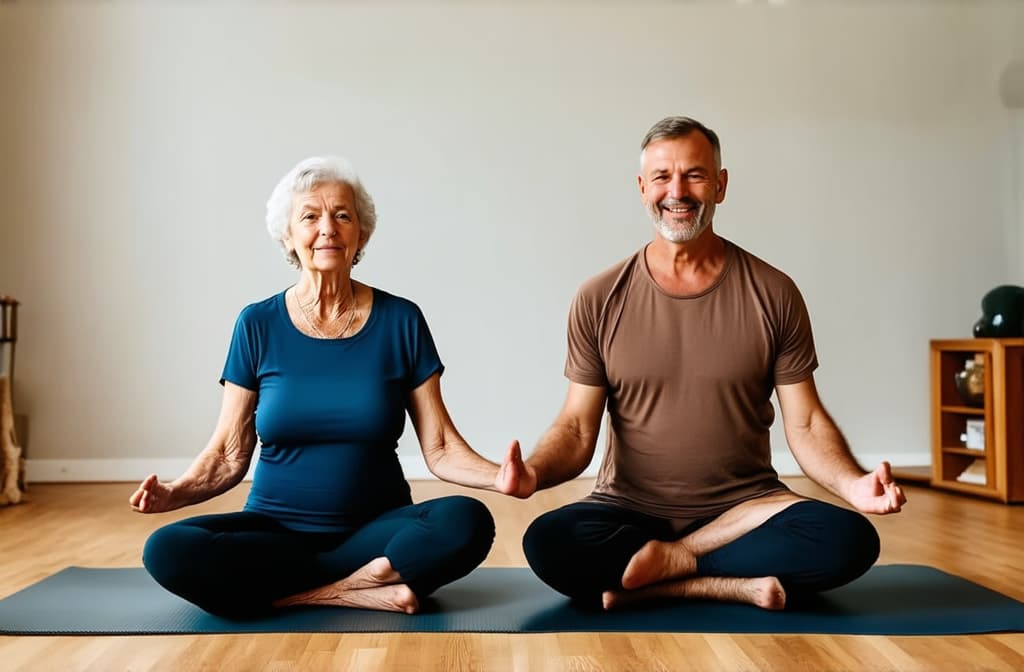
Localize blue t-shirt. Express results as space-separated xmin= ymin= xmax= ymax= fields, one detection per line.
xmin=221 ymin=288 xmax=444 ymax=533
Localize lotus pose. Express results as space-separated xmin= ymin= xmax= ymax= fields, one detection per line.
xmin=132 ymin=156 xmax=508 ymax=618
xmin=497 ymin=117 xmax=907 ymax=611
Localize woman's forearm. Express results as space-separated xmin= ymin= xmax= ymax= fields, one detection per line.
xmin=424 ymin=436 xmax=501 ymax=489
xmin=168 ymin=423 xmax=256 ymax=507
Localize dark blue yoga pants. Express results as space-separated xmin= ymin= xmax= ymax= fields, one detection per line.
xmin=143 ymin=495 xmax=494 ymax=618
xmin=523 ymin=499 xmax=879 ymax=605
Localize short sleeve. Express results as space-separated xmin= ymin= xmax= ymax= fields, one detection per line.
xmin=564 ymin=288 xmax=608 ymax=387
xmin=773 ymin=280 xmax=819 ymax=386
xmin=220 ymin=308 xmax=260 ymax=390
xmin=406 ymin=304 xmax=445 ymax=389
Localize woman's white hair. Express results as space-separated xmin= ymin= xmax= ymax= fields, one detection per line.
xmin=265 ymin=156 xmax=377 ymax=268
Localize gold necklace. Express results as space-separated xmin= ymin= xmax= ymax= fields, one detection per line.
xmin=295 ymin=284 xmax=358 ymax=339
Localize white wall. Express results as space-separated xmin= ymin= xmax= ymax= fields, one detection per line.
xmin=1000 ymin=53 xmax=1024 ymax=280
xmin=1 ymin=0 xmax=1022 ymax=481
xmin=1017 ymin=112 xmax=1024 ymax=279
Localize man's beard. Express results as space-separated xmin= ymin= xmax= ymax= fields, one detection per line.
xmin=648 ymin=197 xmax=714 ymax=243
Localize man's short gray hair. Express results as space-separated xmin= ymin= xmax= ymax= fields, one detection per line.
xmin=266 ymin=156 xmax=377 ymax=268
xmin=640 ymin=116 xmax=722 ymax=169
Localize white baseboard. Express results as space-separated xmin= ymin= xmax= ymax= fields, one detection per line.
xmin=25 ymin=451 xmax=932 ymax=483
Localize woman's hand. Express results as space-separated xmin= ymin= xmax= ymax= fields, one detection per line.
xmin=129 ymin=474 xmax=178 ymax=513
xmin=494 ymin=440 xmax=538 ymax=499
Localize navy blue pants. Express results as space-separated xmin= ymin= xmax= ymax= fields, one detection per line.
xmin=523 ymin=499 xmax=879 ymax=606
xmin=143 ymin=495 xmax=494 ymax=618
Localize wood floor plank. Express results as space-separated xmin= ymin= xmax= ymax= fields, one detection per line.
xmin=1 ymin=479 xmax=1023 ymax=670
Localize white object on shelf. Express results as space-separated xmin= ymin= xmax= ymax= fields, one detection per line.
xmin=965 ymin=419 xmax=986 ymax=450
xmin=956 ymin=459 xmax=987 ymax=486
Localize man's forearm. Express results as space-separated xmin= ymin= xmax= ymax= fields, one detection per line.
xmin=527 ymin=422 xmax=596 ymax=490
xmin=787 ymin=416 xmax=866 ymax=501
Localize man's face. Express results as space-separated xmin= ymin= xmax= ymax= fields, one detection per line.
xmin=638 ymin=133 xmax=728 ymax=244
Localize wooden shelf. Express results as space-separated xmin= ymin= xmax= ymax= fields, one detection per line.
xmin=941 ymin=446 xmax=987 ymax=457
xmin=930 ymin=478 xmax=998 ymax=498
xmin=930 ymin=338 xmax=1024 ymax=503
xmin=939 ymin=405 xmax=985 ymax=415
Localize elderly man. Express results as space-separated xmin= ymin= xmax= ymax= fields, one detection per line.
xmin=498 ymin=116 xmax=906 ymax=610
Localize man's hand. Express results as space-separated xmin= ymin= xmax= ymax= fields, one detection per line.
xmin=846 ymin=461 xmax=906 ymax=514
xmin=494 ymin=440 xmax=538 ymax=498
xmin=129 ymin=474 xmax=177 ymax=513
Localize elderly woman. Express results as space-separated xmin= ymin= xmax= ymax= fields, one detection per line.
xmin=131 ymin=156 xmax=526 ymax=618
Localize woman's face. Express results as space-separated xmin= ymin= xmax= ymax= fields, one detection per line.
xmin=284 ymin=181 xmax=366 ymax=274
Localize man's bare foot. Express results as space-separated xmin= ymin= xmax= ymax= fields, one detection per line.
xmin=621 ymin=540 xmax=697 ymax=590
xmin=603 ymin=575 xmax=786 ymax=611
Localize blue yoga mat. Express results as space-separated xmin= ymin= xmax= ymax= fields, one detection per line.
xmin=1 ymin=564 xmax=1022 ymax=635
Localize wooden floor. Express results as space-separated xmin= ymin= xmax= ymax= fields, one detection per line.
xmin=1 ymin=478 xmax=1022 ymax=671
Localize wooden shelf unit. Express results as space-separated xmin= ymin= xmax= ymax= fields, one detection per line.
xmin=930 ymin=338 xmax=1024 ymax=503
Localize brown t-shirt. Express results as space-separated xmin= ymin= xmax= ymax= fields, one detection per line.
xmin=566 ymin=239 xmax=818 ymax=522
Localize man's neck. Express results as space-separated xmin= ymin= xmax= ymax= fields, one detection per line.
xmin=644 ymin=230 xmax=727 ymax=295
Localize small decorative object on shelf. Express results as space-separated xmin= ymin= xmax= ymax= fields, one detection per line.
xmin=973 ymin=285 xmax=1024 ymax=337
xmin=956 ymin=459 xmax=987 ymax=486
xmin=961 ymin=419 xmax=985 ymax=450
xmin=953 ymin=354 xmax=985 ymax=407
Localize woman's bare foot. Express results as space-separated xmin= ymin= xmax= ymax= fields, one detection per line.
xmin=338 ymin=556 xmax=402 ymax=591
xmin=329 ymin=584 xmax=420 ymax=614
xmin=603 ymin=575 xmax=785 ymax=611
xmin=621 ymin=540 xmax=697 ymax=590
xmin=272 ymin=557 xmax=418 ymax=613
